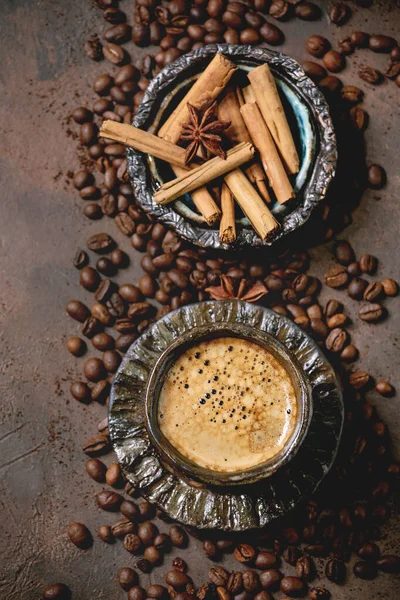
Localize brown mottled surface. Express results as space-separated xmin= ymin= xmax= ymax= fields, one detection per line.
xmin=0 ymin=1 xmax=399 ymax=599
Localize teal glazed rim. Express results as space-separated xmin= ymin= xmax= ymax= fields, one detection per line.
xmin=127 ymin=44 xmax=337 ymax=249
xmin=109 ymin=301 xmax=344 ymax=530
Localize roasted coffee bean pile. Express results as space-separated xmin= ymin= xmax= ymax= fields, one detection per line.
xmin=44 ymin=1 xmax=400 ymax=598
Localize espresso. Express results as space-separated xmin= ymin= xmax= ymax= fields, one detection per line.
xmin=157 ymin=337 xmax=297 ymax=473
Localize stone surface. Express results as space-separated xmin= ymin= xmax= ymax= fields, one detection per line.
xmin=0 ymin=0 xmax=399 ymax=599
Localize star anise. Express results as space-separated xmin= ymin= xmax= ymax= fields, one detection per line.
xmin=205 ymin=275 xmax=268 ymax=303
xmin=179 ymin=101 xmax=231 ymax=165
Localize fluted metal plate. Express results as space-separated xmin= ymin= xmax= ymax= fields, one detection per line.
xmin=128 ymin=44 xmax=337 ymax=249
xmin=109 ymin=301 xmax=343 ymax=531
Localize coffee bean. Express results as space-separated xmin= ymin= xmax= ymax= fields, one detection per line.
xmin=146 ymin=584 xmax=168 ymax=599
xmin=324 ymin=299 xmax=342 ymax=318
xmin=380 ymin=278 xmax=397 ymax=297
xmin=104 ymin=23 xmax=131 ymax=44
xmin=318 ymin=75 xmax=342 ymax=95
xmin=111 ymin=518 xmax=136 ymax=539
xmin=118 ymin=567 xmax=138 ymax=591
xmin=103 ymin=43 xmax=126 ymax=64
xmin=369 ymin=34 xmax=397 ymax=53
xmin=144 ymin=546 xmax=163 ymax=567
xmin=85 ymin=458 xmax=107 ymax=483
xmin=94 ymin=74 xmax=114 ymax=95
xmin=283 ymin=546 xmax=303 ymax=566
xmin=295 ymin=2 xmax=320 ymax=20
xmin=72 ymin=107 xmax=93 ymax=124
xmin=234 ymin=544 xmax=256 ymax=563
xmin=104 ymin=143 xmax=126 ymax=157
xmin=305 ymin=35 xmax=330 ymax=58
xmin=128 ymin=587 xmax=147 ymax=600
xmin=323 ymin=50 xmax=345 ymax=73
xmin=295 ymin=556 xmax=314 ymax=581
xmin=209 ymin=566 xmax=229 ymax=586
xmin=240 ymin=28 xmax=260 ymax=45
xmin=280 ymin=576 xmax=306 ymax=597
xmin=305 ymin=544 xmax=326 ymax=557
xmin=359 ymin=65 xmax=382 ymax=85
xmin=340 ymin=344 xmax=358 ymax=362
xmin=115 ymin=333 xmax=137 ymax=353
xmin=348 ymin=277 xmax=368 ymax=300
xmin=87 ymin=232 xmax=114 ymax=252
xmin=329 ymin=2 xmax=350 ymax=25
xmin=42 ymin=583 xmax=71 ymax=600
xmin=124 ymin=533 xmax=142 ymax=553
xmin=350 ymin=106 xmax=368 ymax=131
xmin=350 ymin=31 xmax=370 ymax=47
xmin=70 ymin=381 xmax=91 ymax=403
xmin=154 ymin=533 xmax=172 ymax=551
xmin=367 ymin=164 xmax=386 ymax=189
xmin=254 ymin=552 xmax=277 ymax=570
xmin=80 ymin=185 xmax=100 ymax=200
xmin=308 ymin=588 xmax=331 ymax=600
xmin=359 ymin=303 xmax=385 ymax=322
xmin=66 ymin=336 xmax=86 ymax=357
xmin=259 ymin=22 xmax=283 ymax=45
xmin=353 ymin=561 xmax=377 ymax=579
xmin=67 ymin=522 xmax=92 ymax=549
xmin=66 ymin=300 xmax=89 ymax=322
xmin=302 ymin=61 xmax=327 ymax=82
xmin=259 ymin=570 xmax=282 ymax=590
xmin=165 ymin=570 xmax=191 ymax=590
xmin=341 ymin=85 xmax=364 ymax=103
xmin=95 ymin=257 xmax=115 ymax=277
xmin=243 ymin=570 xmax=260 ymax=593
xmin=227 ymin=572 xmax=244 ymax=594
xmin=377 ymin=555 xmax=400 ymax=573
xmin=364 ymin=281 xmax=384 ymax=302
xmin=324 ymin=266 xmax=348 ymax=288
xmin=325 ymin=328 xmax=347 ymax=353
xmin=349 ymin=371 xmax=370 ymax=389
xmin=81 ymin=315 xmax=102 ymax=340
xmin=356 ymin=542 xmax=380 ymax=561
xmin=325 ymin=558 xmax=346 ymax=584
xmin=137 ymin=521 xmax=158 ymax=546
xmin=375 ymin=380 xmax=394 ymax=397
xmin=98 ymin=524 xmax=114 ymax=543
xmin=73 ymin=170 xmax=93 ymax=190
xmin=203 ymin=540 xmax=220 ymax=560
xmin=89 ymin=301 xmax=111 ymax=325
xmin=269 ymin=0 xmax=290 ymax=20
xmin=96 ymin=490 xmax=123 ymax=512
xmin=170 ymin=524 xmax=188 ymax=548
xmin=83 ymin=357 xmax=105 ymax=382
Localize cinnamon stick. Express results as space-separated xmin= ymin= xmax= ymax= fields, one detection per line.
xmin=240 ymin=102 xmax=295 ymax=205
xmin=100 ymin=120 xmax=187 ymax=168
xmin=218 ymin=88 xmax=271 ymax=203
xmin=248 ymin=64 xmax=299 ymax=174
xmin=154 ymin=142 xmax=255 ymax=205
xmin=242 ymin=85 xmax=256 ymax=104
xmin=172 ymin=164 xmax=221 ymax=225
xmin=219 ymin=184 xmax=236 ymax=244
xmin=224 ymin=169 xmax=279 ymax=242
xmin=157 ymin=53 xmax=237 ymax=144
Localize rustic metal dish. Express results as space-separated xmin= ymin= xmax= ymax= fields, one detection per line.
xmin=128 ymin=44 xmax=337 ymax=249
xmin=145 ymin=321 xmax=312 ymax=488
xmin=109 ymin=301 xmax=344 ymax=531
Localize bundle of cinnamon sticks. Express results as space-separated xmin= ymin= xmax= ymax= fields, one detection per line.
xmin=100 ymin=53 xmax=300 ymax=245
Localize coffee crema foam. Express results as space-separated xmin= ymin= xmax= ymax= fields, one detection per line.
xmin=157 ymin=337 xmax=297 ymax=473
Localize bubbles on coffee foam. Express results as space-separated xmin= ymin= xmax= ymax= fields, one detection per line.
xmin=158 ymin=337 xmax=297 ymax=472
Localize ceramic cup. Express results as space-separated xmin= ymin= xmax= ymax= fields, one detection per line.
xmin=145 ymin=321 xmax=313 ymax=487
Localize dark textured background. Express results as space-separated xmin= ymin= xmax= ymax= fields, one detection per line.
xmin=0 ymin=1 xmax=399 ymax=598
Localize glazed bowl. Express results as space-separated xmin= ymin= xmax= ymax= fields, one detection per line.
xmin=128 ymin=44 xmax=337 ymax=249
xmin=145 ymin=321 xmax=312 ymax=487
